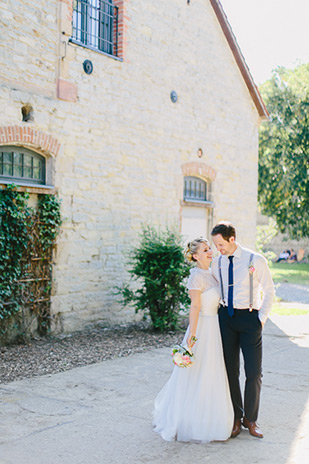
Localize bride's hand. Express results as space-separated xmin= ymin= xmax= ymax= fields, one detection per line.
xmin=187 ymin=334 xmax=197 ymax=348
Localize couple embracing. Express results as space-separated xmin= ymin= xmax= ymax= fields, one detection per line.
xmin=153 ymin=221 xmax=275 ymax=443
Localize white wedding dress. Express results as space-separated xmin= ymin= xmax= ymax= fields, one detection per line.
xmin=153 ymin=268 xmax=233 ymax=442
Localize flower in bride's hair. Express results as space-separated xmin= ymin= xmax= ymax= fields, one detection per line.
xmin=171 ymin=345 xmax=194 ymax=368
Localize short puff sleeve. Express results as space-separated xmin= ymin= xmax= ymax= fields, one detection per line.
xmin=187 ymin=269 xmax=205 ymax=292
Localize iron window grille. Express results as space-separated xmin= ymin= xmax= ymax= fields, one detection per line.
xmin=0 ymin=149 xmax=46 ymax=185
xmin=71 ymin=0 xmax=119 ymax=57
xmin=184 ymin=176 xmax=208 ymax=202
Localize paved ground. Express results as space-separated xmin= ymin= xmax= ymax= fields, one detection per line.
xmin=1 ymin=312 xmax=308 ymax=464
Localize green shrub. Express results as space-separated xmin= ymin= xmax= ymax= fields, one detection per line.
xmin=118 ymin=226 xmax=191 ymax=332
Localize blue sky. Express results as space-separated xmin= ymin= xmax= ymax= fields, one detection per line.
xmin=219 ymin=0 xmax=309 ymax=85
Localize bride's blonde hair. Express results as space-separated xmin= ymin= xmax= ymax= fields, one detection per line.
xmin=184 ymin=237 xmax=210 ymax=262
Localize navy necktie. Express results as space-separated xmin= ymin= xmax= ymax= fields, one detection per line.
xmin=227 ymin=256 xmax=234 ymax=316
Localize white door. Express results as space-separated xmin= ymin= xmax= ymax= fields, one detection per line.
xmin=181 ymin=206 xmax=209 ymax=243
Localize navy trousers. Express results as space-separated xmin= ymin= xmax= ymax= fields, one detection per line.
xmin=218 ymin=305 xmax=263 ymax=422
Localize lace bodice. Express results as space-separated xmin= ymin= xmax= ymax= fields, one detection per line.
xmin=187 ymin=267 xmax=218 ymax=293
xmin=187 ymin=267 xmax=220 ymax=316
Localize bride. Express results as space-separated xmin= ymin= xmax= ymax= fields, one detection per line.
xmin=153 ymin=237 xmax=233 ymax=442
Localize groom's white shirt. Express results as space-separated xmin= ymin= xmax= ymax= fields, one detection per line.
xmin=211 ymin=244 xmax=275 ymax=323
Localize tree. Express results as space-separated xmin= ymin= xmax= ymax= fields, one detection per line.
xmin=258 ymin=64 xmax=309 ymax=239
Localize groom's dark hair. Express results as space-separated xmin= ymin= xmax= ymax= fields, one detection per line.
xmin=211 ymin=221 xmax=236 ymax=241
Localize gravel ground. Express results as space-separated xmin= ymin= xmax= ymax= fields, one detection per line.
xmin=275 ymin=282 xmax=309 ymax=304
xmin=0 ymin=321 xmax=187 ymax=384
xmin=2 ymin=283 xmax=307 ymax=385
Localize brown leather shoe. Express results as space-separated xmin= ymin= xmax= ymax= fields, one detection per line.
xmin=231 ymin=419 xmax=241 ymax=438
xmin=242 ymin=417 xmax=263 ymax=438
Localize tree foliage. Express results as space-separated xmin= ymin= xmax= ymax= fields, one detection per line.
xmin=255 ymin=218 xmax=278 ymax=263
xmin=258 ymin=64 xmax=309 ymax=239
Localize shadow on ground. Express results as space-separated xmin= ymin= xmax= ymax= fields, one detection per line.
xmin=0 ymin=316 xmax=308 ymax=464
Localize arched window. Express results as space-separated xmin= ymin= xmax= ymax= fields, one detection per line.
xmin=184 ymin=176 xmax=208 ymax=202
xmin=0 ymin=147 xmax=46 ymax=185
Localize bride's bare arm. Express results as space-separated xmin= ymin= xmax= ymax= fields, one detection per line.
xmin=187 ymin=289 xmax=201 ymax=348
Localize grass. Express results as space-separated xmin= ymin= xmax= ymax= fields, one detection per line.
xmin=271 ymin=303 xmax=309 ymax=316
xmin=269 ymin=262 xmax=309 ymax=316
xmin=269 ymin=262 xmax=309 ymax=286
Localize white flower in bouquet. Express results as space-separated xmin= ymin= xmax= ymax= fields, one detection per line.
xmin=171 ymin=344 xmax=194 ymax=368
xmin=173 ymin=353 xmax=183 ymax=365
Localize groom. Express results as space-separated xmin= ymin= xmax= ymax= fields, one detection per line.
xmin=211 ymin=221 xmax=274 ymax=439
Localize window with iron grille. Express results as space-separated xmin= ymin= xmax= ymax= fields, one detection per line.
xmin=0 ymin=148 xmax=46 ymax=185
xmin=184 ymin=176 xmax=208 ymax=202
xmin=71 ymin=0 xmax=118 ymax=57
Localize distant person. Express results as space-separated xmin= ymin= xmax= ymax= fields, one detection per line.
xmin=287 ymin=249 xmax=297 ymax=263
xmin=211 ymin=221 xmax=275 ymax=439
xmin=276 ymin=250 xmax=290 ymax=262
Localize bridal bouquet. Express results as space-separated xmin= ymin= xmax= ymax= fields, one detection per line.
xmin=171 ymin=345 xmax=194 ymax=368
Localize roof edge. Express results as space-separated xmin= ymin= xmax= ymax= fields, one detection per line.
xmin=209 ymin=0 xmax=269 ymax=119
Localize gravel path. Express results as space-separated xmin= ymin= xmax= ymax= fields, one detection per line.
xmin=1 ymin=282 xmax=307 ymax=385
xmin=275 ymin=282 xmax=309 ymax=304
xmin=0 ymin=322 xmax=187 ymax=384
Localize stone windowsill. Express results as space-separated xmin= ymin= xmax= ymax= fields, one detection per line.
xmin=0 ymin=180 xmax=56 ymax=195
xmin=68 ymin=39 xmax=123 ymax=62
xmin=180 ymin=199 xmax=214 ymax=209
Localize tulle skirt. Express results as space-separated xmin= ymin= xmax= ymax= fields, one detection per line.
xmin=153 ymin=314 xmax=233 ymax=442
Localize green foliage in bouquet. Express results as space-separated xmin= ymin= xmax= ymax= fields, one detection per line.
xmin=118 ymin=226 xmax=191 ymax=332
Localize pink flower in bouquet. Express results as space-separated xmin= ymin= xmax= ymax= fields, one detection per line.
xmin=171 ymin=345 xmax=194 ymax=368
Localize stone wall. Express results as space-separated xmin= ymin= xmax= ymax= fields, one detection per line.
xmin=1 ymin=0 xmax=261 ymax=331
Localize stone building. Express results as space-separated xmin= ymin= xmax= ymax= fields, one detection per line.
xmin=0 ymin=0 xmax=268 ymax=332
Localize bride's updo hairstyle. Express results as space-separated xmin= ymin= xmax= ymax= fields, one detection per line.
xmin=185 ymin=237 xmax=210 ymax=262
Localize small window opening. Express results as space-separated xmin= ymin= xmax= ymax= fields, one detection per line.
xmin=22 ymin=105 xmax=34 ymax=122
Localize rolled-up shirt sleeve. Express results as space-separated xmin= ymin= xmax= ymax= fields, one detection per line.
xmin=255 ymin=255 xmax=275 ymax=323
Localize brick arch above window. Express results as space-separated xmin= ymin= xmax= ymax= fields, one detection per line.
xmin=0 ymin=126 xmax=60 ymax=158
xmin=0 ymin=126 xmax=60 ymax=193
xmin=181 ymin=162 xmax=217 ymax=182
